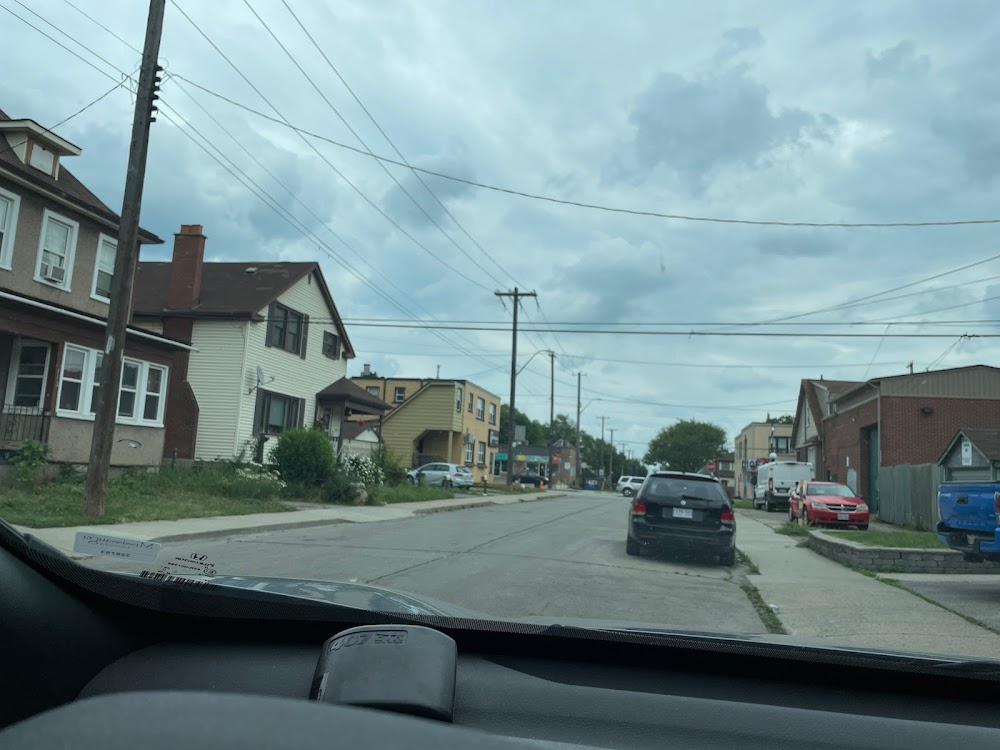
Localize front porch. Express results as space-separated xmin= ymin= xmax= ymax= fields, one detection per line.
xmin=315 ymin=377 xmax=392 ymax=463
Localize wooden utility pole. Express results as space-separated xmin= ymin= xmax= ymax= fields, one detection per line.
xmin=598 ymin=416 xmax=609 ymax=489
xmin=608 ymin=428 xmax=616 ymax=485
xmin=496 ymin=288 xmax=537 ymax=488
xmin=548 ymin=350 xmax=555 ymax=486
xmin=574 ymin=372 xmax=582 ymax=488
xmin=83 ymin=0 xmax=165 ymax=517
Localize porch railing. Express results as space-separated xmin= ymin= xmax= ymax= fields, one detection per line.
xmin=0 ymin=405 xmax=52 ymax=448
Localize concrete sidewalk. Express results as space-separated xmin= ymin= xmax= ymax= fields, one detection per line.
xmin=736 ymin=510 xmax=1000 ymax=660
xmin=17 ymin=491 xmax=566 ymax=558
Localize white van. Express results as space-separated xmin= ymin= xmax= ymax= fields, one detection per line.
xmin=753 ymin=461 xmax=813 ymax=512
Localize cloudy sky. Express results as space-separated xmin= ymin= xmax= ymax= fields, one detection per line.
xmin=4 ymin=0 xmax=1000 ymax=454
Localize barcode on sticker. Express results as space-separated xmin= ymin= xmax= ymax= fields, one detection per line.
xmin=139 ymin=570 xmax=220 ymax=590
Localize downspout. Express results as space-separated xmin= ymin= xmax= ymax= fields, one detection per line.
xmin=232 ymin=321 xmax=252 ymax=458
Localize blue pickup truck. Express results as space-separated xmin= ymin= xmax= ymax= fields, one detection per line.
xmin=936 ymin=482 xmax=1000 ymax=562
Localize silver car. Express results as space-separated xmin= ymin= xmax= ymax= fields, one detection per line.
xmin=616 ymin=475 xmax=647 ymax=497
xmin=406 ymin=462 xmax=474 ymax=488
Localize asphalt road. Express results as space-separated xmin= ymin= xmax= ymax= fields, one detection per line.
xmin=93 ymin=492 xmax=767 ymax=634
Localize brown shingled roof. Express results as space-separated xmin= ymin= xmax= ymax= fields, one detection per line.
xmin=317 ymin=377 xmax=391 ymax=413
xmin=0 ymin=107 xmax=161 ymax=244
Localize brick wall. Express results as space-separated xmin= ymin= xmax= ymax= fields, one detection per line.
xmin=881 ymin=396 xmax=1000 ymax=466
xmin=823 ymin=398 xmax=877 ymax=490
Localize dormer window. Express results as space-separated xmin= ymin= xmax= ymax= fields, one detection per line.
xmin=28 ymin=142 xmax=56 ymax=176
xmin=0 ymin=119 xmax=81 ymax=178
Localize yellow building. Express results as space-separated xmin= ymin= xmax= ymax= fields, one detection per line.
xmin=350 ymin=372 xmax=502 ymax=483
xmin=733 ymin=421 xmax=795 ymax=499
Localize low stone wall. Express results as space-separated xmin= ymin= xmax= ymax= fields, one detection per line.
xmin=808 ymin=530 xmax=1000 ymax=574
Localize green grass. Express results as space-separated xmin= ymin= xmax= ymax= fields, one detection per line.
xmin=775 ymin=522 xmax=810 ymax=537
xmin=830 ymin=530 xmax=946 ymax=549
xmin=377 ymin=484 xmax=459 ymax=504
xmin=737 ymin=549 xmax=760 ymax=575
xmin=733 ymin=499 xmax=754 ymax=510
xmin=1 ymin=466 xmax=288 ymax=528
xmin=740 ymin=582 xmax=786 ymax=634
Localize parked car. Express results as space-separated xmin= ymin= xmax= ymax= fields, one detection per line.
xmin=514 ymin=471 xmax=547 ymax=487
xmin=789 ymin=481 xmax=869 ymax=529
xmin=753 ymin=461 xmax=814 ymax=512
xmin=616 ymin=476 xmax=646 ymax=497
xmin=626 ymin=471 xmax=736 ymax=565
xmin=936 ymin=481 xmax=1000 ymax=562
xmin=406 ymin=463 xmax=474 ymax=488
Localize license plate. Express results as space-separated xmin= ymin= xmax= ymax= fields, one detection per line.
xmin=837 ymin=513 xmax=850 ymax=520
xmin=671 ymin=507 xmax=694 ymax=519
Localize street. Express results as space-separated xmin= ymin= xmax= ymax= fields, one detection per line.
xmin=89 ymin=492 xmax=767 ymax=634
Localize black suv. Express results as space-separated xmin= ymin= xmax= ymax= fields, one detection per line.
xmin=625 ymin=471 xmax=736 ymax=565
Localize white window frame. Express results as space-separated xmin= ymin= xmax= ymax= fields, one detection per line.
xmin=476 ymin=396 xmax=485 ymax=421
xmin=3 ymin=339 xmax=50 ymax=411
xmin=464 ymin=440 xmax=474 ymax=463
xmin=90 ymin=233 xmax=117 ymax=303
xmin=0 ymin=186 xmax=21 ymax=270
xmin=55 ymin=344 xmax=167 ymax=426
xmin=394 ymin=386 xmax=406 ymax=403
xmin=456 ymin=386 xmax=463 ymax=413
xmin=34 ymin=209 xmax=78 ymax=291
xmin=477 ymin=441 xmax=486 ymax=465
xmin=488 ymin=402 xmax=497 ymax=425
xmin=366 ymin=385 xmax=380 ymax=397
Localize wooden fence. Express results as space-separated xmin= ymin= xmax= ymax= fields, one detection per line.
xmin=877 ymin=463 xmax=943 ymax=530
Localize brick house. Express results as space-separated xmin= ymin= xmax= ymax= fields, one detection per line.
xmin=821 ymin=365 xmax=1000 ymax=511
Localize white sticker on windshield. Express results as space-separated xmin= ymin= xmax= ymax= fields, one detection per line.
xmin=73 ymin=532 xmax=161 ymax=563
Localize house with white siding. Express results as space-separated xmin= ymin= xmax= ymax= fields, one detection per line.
xmin=132 ymin=225 xmax=389 ymax=462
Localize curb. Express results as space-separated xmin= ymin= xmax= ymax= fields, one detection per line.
xmin=151 ymin=518 xmax=353 ymax=544
xmin=412 ymin=492 xmax=565 ymax=515
xmin=808 ymin=529 xmax=1000 ymax=574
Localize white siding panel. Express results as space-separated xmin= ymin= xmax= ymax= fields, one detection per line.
xmin=187 ymin=320 xmax=248 ymax=460
xmin=238 ymin=272 xmax=348 ymax=451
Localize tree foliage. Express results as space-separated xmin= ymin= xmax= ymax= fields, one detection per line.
xmin=643 ymin=420 xmax=727 ymax=473
xmin=766 ymin=413 xmax=794 ymax=424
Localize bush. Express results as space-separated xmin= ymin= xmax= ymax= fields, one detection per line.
xmin=375 ymin=447 xmax=407 ymax=486
xmin=346 ymin=455 xmax=384 ymax=487
xmin=320 ymin=470 xmax=358 ymax=504
xmin=269 ymin=428 xmax=334 ymax=485
xmin=10 ymin=440 xmax=50 ymax=486
xmin=114 ymin=463 xmax=285 ymax=501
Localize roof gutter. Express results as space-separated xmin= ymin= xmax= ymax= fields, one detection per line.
xmin=0 ymin=290 xmax=196 ymax=351
xmin=0 ymin=166 xmax=162 ymax=244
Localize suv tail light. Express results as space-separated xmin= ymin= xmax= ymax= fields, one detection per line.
xmin=631 ymin=500 xmax=646 ymax=516
xmin=720 ymin=508 xmax=735 ymax=526
xmin=768 ymin=477 xmax=774 ymax=492
xmin=994 ymin=492 xmax=1000 ymax=519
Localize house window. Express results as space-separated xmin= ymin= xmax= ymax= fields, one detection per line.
xmin=366 ymin=386 xmax=380 ymax=397
xmin=56 ymin=344 xmax=167 ymax=424
xmin=4 ymin=340 xmax=49 ymax=409
xmin=91 ymin=235 xmax=116 ymax=302
xmin=266 ymin=302 xmax=307 ymax=355
xmin=35 ymin=210 xmax=78 ymax=290
xmin=465 ymin=440 xmax=474 ymax=463
xmin=477 ymin=441 xmax=486 ymax=465
xmin=394 ymin=387 xmax=405 ymax=403
xmin=476 ymin=397 xmax=485 ymax=420
xmin=322 ymin=331 xmax=341 ymax=359
xmin=488 ymin=402 xmax=497 ymax=425
xmin=0 ymin=187 xmax=21 ymax=269
xmin=257 ymin=391 xmax=302 ymax=434
xmin=775 ymin=436 xmax=790 ymax=453
xmin=468 ymin=392 xmax=474 ymax=413
xmin=456 ymin=386 xmax=463 ymax=413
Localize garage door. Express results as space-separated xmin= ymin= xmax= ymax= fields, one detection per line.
xmin=946 ymin=466 xmax=992 ymax=482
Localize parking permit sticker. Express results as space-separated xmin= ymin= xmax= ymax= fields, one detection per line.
xmin=156 ymin=552 xmax=218 ymax=576
xmin=73 ymin=532 xmax=161 ymax=563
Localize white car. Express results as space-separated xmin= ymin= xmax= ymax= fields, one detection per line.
xmin=406 ymin=463 xmax=474 ymax=488
xmin=616 ymin=476 xmax=646 ymax=497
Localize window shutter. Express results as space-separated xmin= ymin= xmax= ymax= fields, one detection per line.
xmin=300 ymin=314 xmax=309 ymax=358
xmin=265 ymin=303 xmax=277 ymax=347
xmin=254 ymin=389 xmax=266 ymax=434
xmin=297 ymin=397 xmax=306 ymax=428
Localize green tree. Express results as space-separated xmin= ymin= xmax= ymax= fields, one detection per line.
xmin=766 ymin=413 xmax=794 ymax=424
xmin=498 ymin=404 xmax=546 ymax=446
xmin=644 ymin=420 xmax=727 ymax=473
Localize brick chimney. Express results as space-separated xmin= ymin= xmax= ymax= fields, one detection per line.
xmin=167 ymin=224 xmax=205 ymax=310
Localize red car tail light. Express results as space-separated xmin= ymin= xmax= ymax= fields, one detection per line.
xmin=768 ymin=477 xmax=774 ymax=492
xmin=631 ymin=500 xmax=646 ymax=516
xmin=720 ymin=508 xmax=735 ymax=526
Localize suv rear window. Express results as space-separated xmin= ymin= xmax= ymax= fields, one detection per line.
xmin=457 ymin=467 xmax=472 ymax=474
xmin=643 ymin=476 xmax=726 ymax=502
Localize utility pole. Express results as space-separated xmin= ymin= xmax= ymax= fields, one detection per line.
xmin=907 ymin=361 xmax=914 ymax=374
xmin=608 ymin=428 xmax=616 ymax=484
xmin=575 ymin=372 xmax=582 ymax=488
xmin=83 ymin=0 xmax=165 ymax=517
xmin=598 ymin=416 xmax=609 ymax=490
xmin=496 ymin=288 xmax=537 ymax=488
xmin=548 ymin=351 xmax=555 ymax=486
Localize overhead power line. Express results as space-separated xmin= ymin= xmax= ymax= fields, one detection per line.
xmin=167 ymin=75 xmax=1000 ymax=230
xmin=59 ymin=0 xmax=142 ymax=54
xmin=341 ymin=317 xmax=1000 ymax=328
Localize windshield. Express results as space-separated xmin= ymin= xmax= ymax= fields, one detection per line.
xmin=807 ymin=484 xmax=855 ymax=497
xmin=3 ymin=0 xmax=1000 ymax=667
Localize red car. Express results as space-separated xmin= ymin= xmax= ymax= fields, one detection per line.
xmin=788 ymin=481 xmax=870 ymax=530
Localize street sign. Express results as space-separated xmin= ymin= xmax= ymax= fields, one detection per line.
xmin=706 ymin=461 xmax=716 ymax=472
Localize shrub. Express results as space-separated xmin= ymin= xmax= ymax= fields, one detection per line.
xmin=52 ymin=463 xmax=85 ymax=485
xmin=346 ymin=455 xmax=384 ymax=487
xmin=320 ymin=470 xmax=358 ymax=504
xmin=269 ymin=428 xmax=334 ymax=485
xmin=375 ymin=446 xmax=407 ymax=486
xmin=10 ymin=440 xmax=50 ymax=486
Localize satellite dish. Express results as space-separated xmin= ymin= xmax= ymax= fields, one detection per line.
xmin=256 ymin=366 xmax=265 ymax=385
